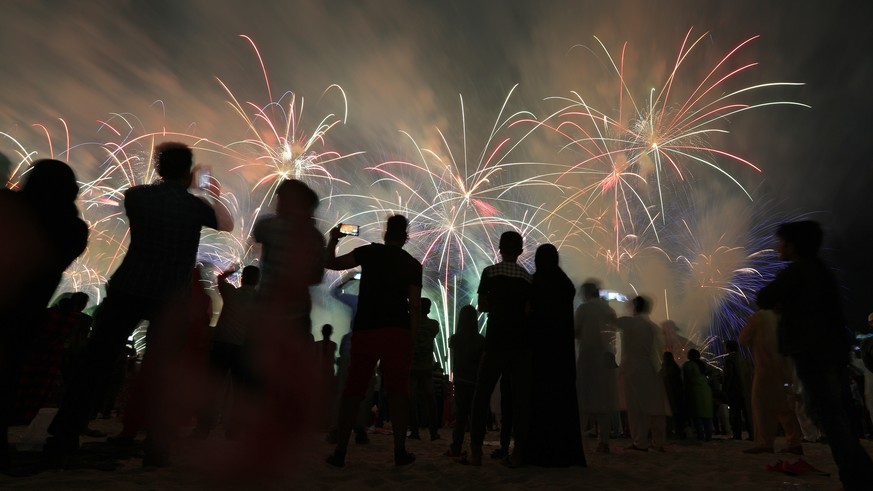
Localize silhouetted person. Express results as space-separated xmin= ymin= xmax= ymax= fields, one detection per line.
xmin=444 ymin=305 xmax=484 ymax=457
xmin=575 ymin=280 xmax=619 ymax=453
xmin=315 ymin=323 xmax=338 ymax=429
xmin=326 ymin=273 xmax=373 ymax=445
xmin=409 ymin=298 xmax=440 ymax=441
xmin=45 ymin=143 xmax=232 ymax=467
xmin=466 ymin=231 xmax=532 ymax=467
xmin=1 ymin=159 xmax=87 ymax=466
xmin=525 ymin=244 xmax=586 ymax=467
xmin=325 ymin=215 xmax=421 ymax=467
xmin=617 ymin=296 xmax=667 ymax=452
xmin=739 ymin=309 xmax=802 ymax=454
xmin=723 ymin=339 xmax=753 ymax=441
xmin=757 ymin=220 xmax=873 ymax=490
xmin=661 ymin=351 xmax=685 ymax=439
xmin=192 ymin=265 xmax=260 ymax=439
xmin=683 ymin=349 xmax=713 ymax=441
xmin=252 ymin=179 xmax=325 ymax=341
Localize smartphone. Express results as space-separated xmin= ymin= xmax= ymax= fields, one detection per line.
xmin=197 ymin=167 xmax=212 ymax=189
xmin=339 ymin=223 xmax=360 ymax=236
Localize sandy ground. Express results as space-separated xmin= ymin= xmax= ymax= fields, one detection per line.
xmin=4 ymin=416 xmax=871 ymax=491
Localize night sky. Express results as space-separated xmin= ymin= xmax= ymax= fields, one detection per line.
xmin=2 ymin=1 xmax=872 ymax=335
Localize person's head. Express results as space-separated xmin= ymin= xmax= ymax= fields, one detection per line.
xmin=581 ymin=280 xmax=601 ymax=301
xmin=534 ymin=243 xmax=559 ymax=272
xmin=457 ymin=304 xmax=478 ymax=334
xmin=241 ymin=265 xmax=261 ymax=286
xmin=384 ymin=214 xmax=408 ymax=245
xmin=725 ymin=339 xmax=739 ymax=353
xmin=868 ymin=312 xmax=873 ymax=328
xmin=775 ymin=220 xmax=823 ymax=261
xmin=631 ymin=295 xmax=651 ymax=315
xmin=498 ymin=230 xmax=523 ymax=261
xmin=688 ymin=348 xmax=701 ymax=361
xmin=21 ymin=159 xmax=79 ymax=205
xmin=276 ymin=179 xmax=319 ymax=219
xmin=421 ymin=297 xmax=432 ymax=315
xmin=69 ymin=292 xmax=89 ymax=313
xmin=321 ymin=323 xmax=333 ymax=339
xmin=154 ymin=142 xmax=194 ymax=182
xmin=663 ymin=351 xmax=675 ymax=364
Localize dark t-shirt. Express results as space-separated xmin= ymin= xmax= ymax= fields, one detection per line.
xmin=110 ymin=183 xmax=218 ymax=298
xmin=352 ymin=243 xmax=423 ymax=331
xmin=477 ymin=261 xmax=532 ymax=351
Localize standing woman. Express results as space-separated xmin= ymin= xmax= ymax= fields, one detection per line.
xmin=683 ymin=349 xmax=714 ymax=441
xmin=524 ymin=244 xmax=586 ymax=467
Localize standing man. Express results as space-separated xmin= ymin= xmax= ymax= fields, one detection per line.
xmin=409 ymin=298 xmax=441 ymax=441
xmin=46 ymin=142 xmax=232 ymax=466
xmin=325 ymin=215 xmax=421 ymax=467
xmin=466 ymin=231 xmax=532 ymax=467
xmin=192 ymin=265 xmax=260 ymax=440
xmin=617 ymin=296 xmax=667 ymax=452
xmin=757 ymin=220 xmax=873 ymax=490
xmin=575 ymin=280 xmax=618 ymax=453
xmin=723 ymin=339 xmax=753 ymax=441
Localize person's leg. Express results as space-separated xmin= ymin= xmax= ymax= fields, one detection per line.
xmin=729 ymin=397 xmax=743 ymax=439
xmin=422 ymin=372 xmax=439 ymax=439
xmin=508 ymin=350 xmax=531 ymax=465
xmin=450 ymin=381 xmax=474 ymax=454
xmin=651 ymin=415 xmax=666 ymax=449
xmin=498 ymin=371 xmax=513 ymax=455
xmin=778 ymin=408 xmax=802 ymax=449
xmin=796 ymin=360 xmax=873 ymax=491
xmin=48 ymin=294 xmax=145 ymax=448
xmin=595 ymin=413 xmax=611 ymax=446
xmin=407 ymin=370 xmax=424 ymax=438
xmin=470 ymin=352 xmax=504 ymax=464
xmin=327 ymin=331 xmax=378 ymax=465
xmin=193 ymin=342 xmax=230 ymax=437
xmin=379 ymin=329 xmax=415 ymax=465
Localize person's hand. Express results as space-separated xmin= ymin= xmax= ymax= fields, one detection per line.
xmin=329 ymin=226 xmax=344 ymax=241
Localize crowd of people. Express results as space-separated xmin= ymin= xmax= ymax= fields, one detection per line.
xmin=1 ymin=143 xmax=872 ymax=489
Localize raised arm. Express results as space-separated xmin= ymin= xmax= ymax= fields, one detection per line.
xmin=325 ymin=226 xmax=359 ymax=271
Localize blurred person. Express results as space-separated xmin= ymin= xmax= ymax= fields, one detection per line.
xmin=723 ymin=339 xmax=754 ymax=441
xmin=191 ymin=265 xmax=260 ymax=440
xmin=1 ymin=159 xmax=87 ymax=467
xmin=661 ymin=351 xmax=686 ymax=439
xmin=684 ymin=349 xmax=714 ymax=442
xmin=757 ymin=220 xmax=873 ymax=490
xmin=617 ymin=296 xmax=667 ymax=452
xmin=575 ymin=280 xmax=619 ymax=453
xmin=45 ymin=143 xmax=231 ymax=467
xmin=739 ymin=309 xmax=802 ymax=454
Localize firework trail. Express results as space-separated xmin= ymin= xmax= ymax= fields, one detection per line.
xmin=533 ymin=28 xmax=807 ymax=272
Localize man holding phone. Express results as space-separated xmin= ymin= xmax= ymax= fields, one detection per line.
xmin=324 ymin=215 xmax=422 ymax=468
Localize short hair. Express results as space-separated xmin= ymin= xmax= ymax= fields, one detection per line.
xmin=631 ymin=295 xmax=651 ymax=314
xmin=276 ymin=179 xmax=319 ymax=214
xmin=69 ymin=292 xmax=89 ymax=312
xmin=322 ymin=323 xmax=333 ymax=337
xmin=385 ymin=214 xmax=408 ymax=242
xmin=498 ymin=231 xmax=523 ymax=256
xmin=241 ymin=265 xmax=261 ymax=286
xmin=776 ymin=220 xmax=823 ymax=258
xmin=581 ymin=281 xmax=600 ymax=299
xmin=154 ymin=142 xmax=193 ymax=180
xmin=688 ymin=348 xmax=701 ymax=361
xmin=421 ymin=297 xmax=432 ymax=314
xmin=725 ymin=339 xmax=739 ymax=352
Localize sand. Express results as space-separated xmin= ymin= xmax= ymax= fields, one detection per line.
xmin=4 ymin=416 xmax=870 ymax=491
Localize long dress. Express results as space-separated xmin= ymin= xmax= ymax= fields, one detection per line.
xmin=617 ymin=314 xmax=667 ymax=448
xmin=524 ymin=267 xmax=586 ymax=467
